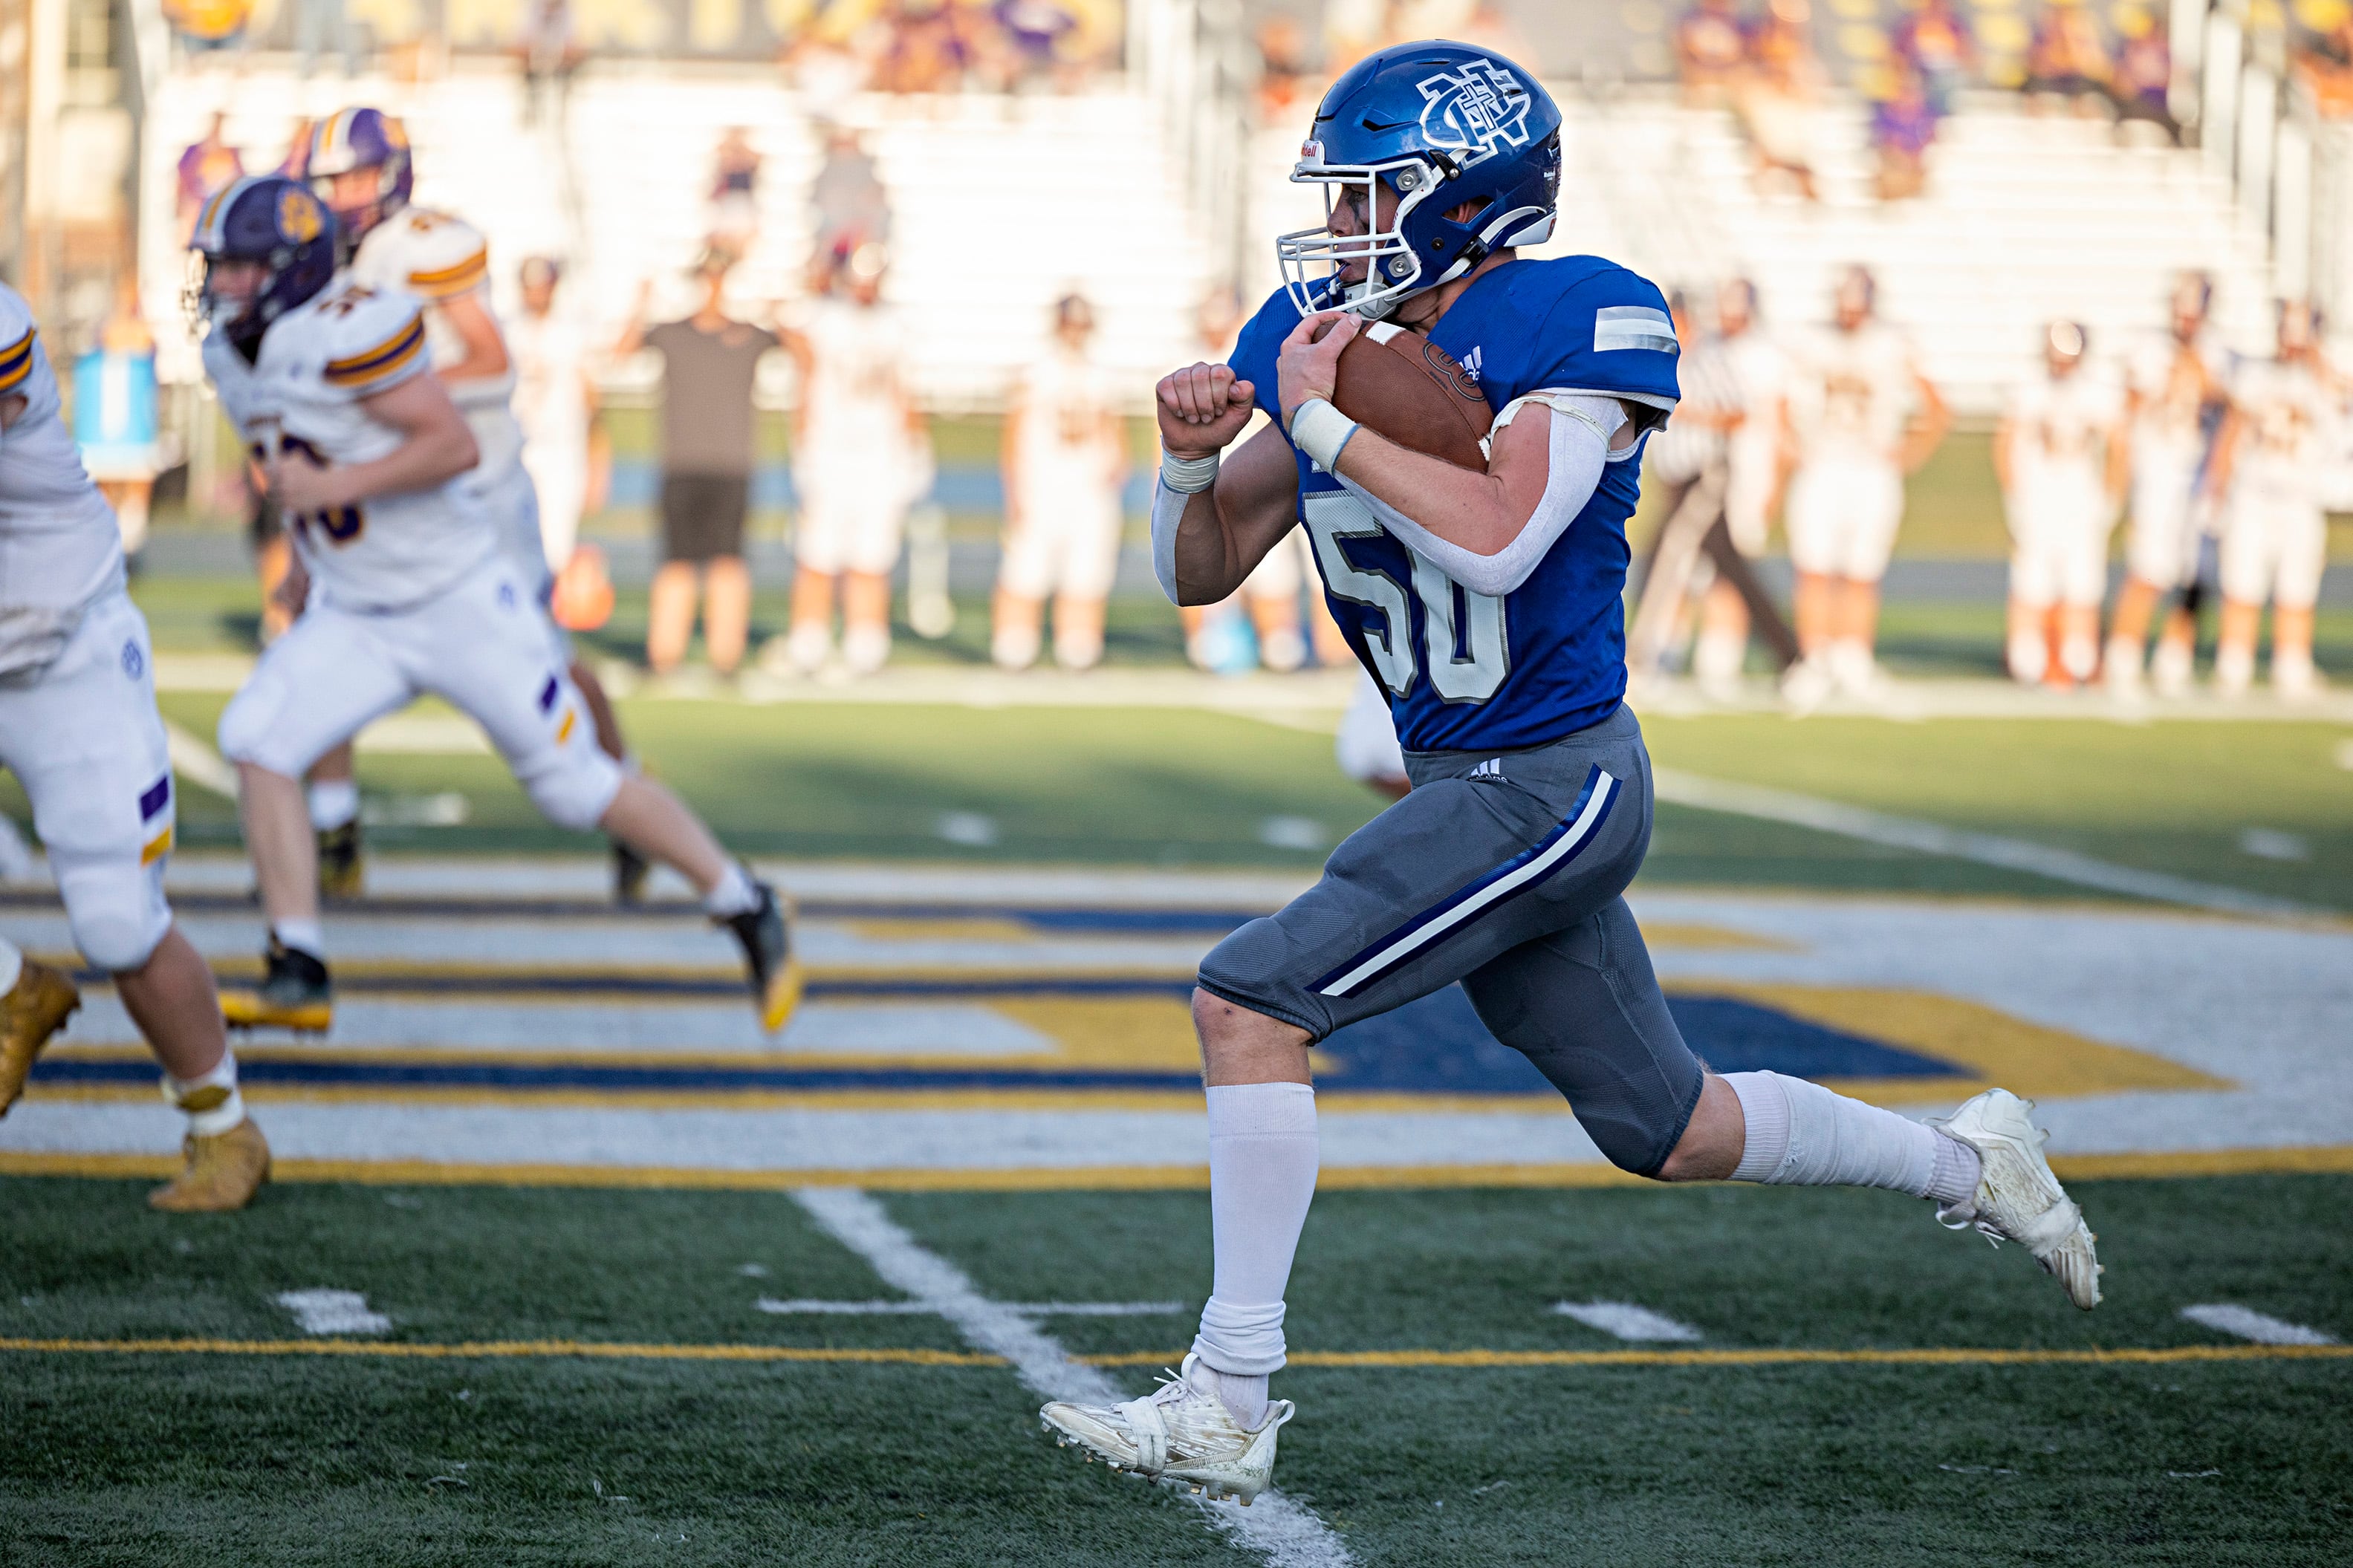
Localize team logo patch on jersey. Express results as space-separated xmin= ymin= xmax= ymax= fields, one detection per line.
xmin=0 ymin=325 xmax=36 ymax=394
xmin=1594 ymin=305 xmax=1678 ymax=354
xmin=278 ymin=186 xmax=325 ymax=244
xmin=1416 ymin=59 xmax=1534 ymax=169
xmin=120 ymin=638 xmax=144 ymax=679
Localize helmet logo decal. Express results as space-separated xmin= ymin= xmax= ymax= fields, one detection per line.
xmin=278 ymin=187 xmax=324 ymax=244
xmin=1415 ymin=60 xmax=1531 ymax=169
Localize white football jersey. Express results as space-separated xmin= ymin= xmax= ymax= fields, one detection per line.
xmin=2008 ymin=364 xmax=2123 ymax=480
xmin=510 ymin=307 xmax=591 ymax=458
xmin=349 ymin=207 xmax=525 ymax=487
xmin=0 ymin=282 xmax=125 ymax=619
xmin=203 ymin=277 xmax=497 ymax=612
xmin=2124 ymin=330 xmax=2224 ymax=458
xmin=2230 ymin=355 xmax=2339 ymax=484
xmin=1721 ymin=329 xmax=1789 ymax=432
xmin=1012 ymin=347 xmax=1120 ymax=484
xmin=797 ymin=296 xmax=909 ymax=461
xmin=1788 ymin=322 xmax=1917 ymax=462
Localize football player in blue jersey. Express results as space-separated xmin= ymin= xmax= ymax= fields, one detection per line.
xmin=1040 ymin=41 xmax=2102 ymax=1503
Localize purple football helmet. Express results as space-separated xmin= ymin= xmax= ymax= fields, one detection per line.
xmin=306 ymin=106 xmax=414 ymax=247
xmin=189 ymin=175 xmax=340 ymax=359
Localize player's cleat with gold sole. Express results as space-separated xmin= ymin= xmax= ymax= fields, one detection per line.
xmin=148 ymin=1118 xmax=271 ymax=1212
xmin=721 ymin=876 xmax=802 ymax=1034
xmin=1 ymin=960 xmax=81 ymax=1116
xmin=317 ymin=819 xmax=364 ymax=900
xmin=1041 ymin=1354 xmax=1294 ymax=1506
xmin=1931 ymin=1087 xmax=2103 ymax=1310
xmin=220 ymin=938 xmax=334 ymax=1033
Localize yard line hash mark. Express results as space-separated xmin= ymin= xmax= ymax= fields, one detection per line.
xmin=1552 ymin=1301 xmax=1704 ymax=1342
xmin=274 ymin=1289 xmax=392 ymax=1336
xmin=2179 ymin=1304 xmax=2338 ymax=1346
xmin=789 ymin=1187 xmax=1354 ymax=1568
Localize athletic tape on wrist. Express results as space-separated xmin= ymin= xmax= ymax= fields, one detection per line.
xmin=1159 ymin=450 xmax=1220 ymax=493
xmin=1288 ymin=397 xmax=1359 ymax=472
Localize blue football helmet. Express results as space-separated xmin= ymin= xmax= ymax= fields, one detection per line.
xmin=1278 ymin=41 xmax=1562 ymax=319
xmin=306 ymin=106 xmax=414 ymax=247
xmin=189 ymin=175 xmax=340 ymax=359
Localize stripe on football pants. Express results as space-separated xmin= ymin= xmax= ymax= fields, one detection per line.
xmin=1312 ymin=766 xmax=1620 ymax=1000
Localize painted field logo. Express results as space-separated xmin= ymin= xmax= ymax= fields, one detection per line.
xmin=1416 ymin=60 xmax=1531 ymax=168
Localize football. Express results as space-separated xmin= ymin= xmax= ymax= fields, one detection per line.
xmin=1322 ymin=318 xmax=1496 ymax=470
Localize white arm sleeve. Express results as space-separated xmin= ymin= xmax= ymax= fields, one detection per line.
xmin=1150 ymin=478 xmax=1187 ymax=604
xmin=1331 ymin=391 xmax=1627 ymax=599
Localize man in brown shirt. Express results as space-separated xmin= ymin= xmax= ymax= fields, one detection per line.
xmin=614 ymin=256 xmax=779 ymax=677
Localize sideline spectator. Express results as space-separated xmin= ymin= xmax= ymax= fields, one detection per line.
xmin=708 ymin=128 xmax=762 ymax=264
xmin=776 ymin=248 xmax=930 ymax=677
xmin=995 ymin=293 xmax=1126 ymax=672
xmin=163 ymin=0 xmax=250 ymax=56
xmin=176 ymin=114 xmax=245 ymax=243
xmin=2106 ymin=272 xmax=2225 ymax=696
xmin=2022 ymin=0 xmax=2112 ymax=115
xmin=510 ymin=256 xmax=603 ymax=577
xmin=1736 ymin=0 xmax=1821 ymax=201
xmin=1891 ymin=0 xmax=1974 ymax=117
xmin=1994 ymin=322 xmax=2126 ymax=687
xmin=1675 ymin=0 xmax=1752 ymax=107
xmin=809 ymin=125 xmax=892 ymax=273
xmin=2111 ymin=6 xmax=2178 ymax=139
xmin=1781 ymin=266 xmax=1950 ymax=704
xmin=1628 ymin=288 xmax=1744 ymax=685
xmin=519 ymin=0 xmax=583 ymax=125
xmin=613 ymin=258 xmax=781 ymax=680
xmin=1870 ymin=59 xmax=1938 ymax=201
xmin=74 ymin=284 xmax=169 ymax=565
xmin=1708 ymin=277 xmax=1802 ymax=688
xmin=2207 ymin=300 xmax=2340 ymax=699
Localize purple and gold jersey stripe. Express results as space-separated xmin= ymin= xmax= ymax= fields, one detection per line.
xmin=0 ymin=325 xmax=36 ymax=393
xmin=407 ymin=247 xmax=488 ymax=299
xmin=322 ymin=313 xmax=426 ymax=388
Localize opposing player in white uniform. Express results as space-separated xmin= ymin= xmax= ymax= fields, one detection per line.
xmin=1781 ymin=266 xmax=1949 ymax=700
xmin=510 ymin=256 xmax=597 ymax=575
xmin=779 ymin=250 xmax=929 ymax=676
xmin=309 ymin=106 xmax=648 ymax=900
xmin=190 ymin=176 xmax=802 ymax=1036
xmin=2108 ymin=273 xmax=2227 ymax=696
xmin=995 ymin=294 xmax=1128 ymax=671
xmin=0 ymin=283 xmax=270 ymax=1209
xmin=1705 ymin=276 xmax=1793 ymax=692
xmin=2207 ymin=300 xmax=2340 ymax=698
xmin=1994 ymin=322 xmax=2126 ymax=686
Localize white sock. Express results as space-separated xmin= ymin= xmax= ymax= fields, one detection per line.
xmin=1187 ymin=1358 xmax=1270 ymax=1431
xmin=1052 ymin=627 xmax=1103 ymax=671
xmin=1191 ymin=1082 xmax=1318 ymax=1411
xmin=1693 ymin=628 xmax=1745 ymax=685
xmin=704 ymin=862 xmax=759 ymax=918
xmin=992 ymin=623 xmax=1040 ymax=671
xmin=2215 ymin=643 xmax=2254 ymax=695
xmin=0 ymin=937 xmax=21 ymax=996
xmin=271 ymin=920 xmax=325 ymax=960
xmin=1723 ymin=1071 xmax=1977 ymax=1204
xmin=307 ymin=780 xmax=360 ymax=831
xmin=2059 ymin=632 xmax=2098 ymax=683
xmin=2006 ymin=631 xmax=2048 ymax=685
xmin=843 ymin=623 xmax=891 ymax=675
xmin=163 ymin=1050 xmax=246 ymax=1137
xmin=1259 ymin=625 xmax=1306 ymax=674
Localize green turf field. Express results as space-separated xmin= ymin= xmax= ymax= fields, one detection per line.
xmin=4 ymin=1174 xmax=2347 ymax=1565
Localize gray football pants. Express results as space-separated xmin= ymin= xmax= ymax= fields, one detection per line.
xmin=1196 ymin=703 xmax=1705 ymax=1176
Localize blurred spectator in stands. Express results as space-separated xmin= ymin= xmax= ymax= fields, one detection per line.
xmin=707 ymin=129 xmax=762 ymax=265
xmin=1455 ymin=0 xmax=1534 ymax=64
xmin=1870 ymin=59 xmax=1938 ymax=201
xmin=1891 ymin=0 xmax=1973 ymax=117
xmin=1781 ymin=266 xmax=1949 ymax=705
xmin=1675 ymin=0 xmax=1752 ymax=108
xmin=995 ymin=0 xmax=1076 ymax=88
xmin=996 ymin=293 xmax=1126 ymax=672
xmin=810 ymin=124 xmax=892 ymax=273
xmin=295 ymin=0 xmax=360 ymax=77
xmin=2292 ymin=10 xmax=2353 ymax=117
xmin=512 ymin=257 xmax=603 ymax=579
xmin=1256 ymin=16 xmax=1312 ymax=125
xmin=519 ymin=0 xmax=583 ymax=126
xmin=1736 ymin=0 xmax=1821 ymax=201
xmin=74 ymin=283 xmax=169 ymax=567
xmin=163 ymin=0 xmax=251 ymax=57
xmin=2022 ymin=0 xmax=2112 ymax=116
xmin=614 ymin=258 xmax=781 ymax=681
xmin=776 ymin=247 xmax=930 ymax=677
xmin=2110 ymin=6 xmax=2178 ymax=138
xmin=878 ymin=0 xmax=973 ymax=93
xmin=175 ymin=114 xmax=245 ymax=243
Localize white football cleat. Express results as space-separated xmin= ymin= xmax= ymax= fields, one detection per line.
xmin=1930 ymin=1088 xmax=2103 ymax=1310
xmin=1040 ymin=1354 xmax=1294 ymax=1505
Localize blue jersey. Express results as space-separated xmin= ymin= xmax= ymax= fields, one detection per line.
xmin=1230 ymin=257 xmax=1679 ymax=752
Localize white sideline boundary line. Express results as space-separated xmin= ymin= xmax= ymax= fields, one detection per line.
xmin=1650 ymin=769 xmax=2323 ymax=921
xmin=756 ymin=1297 xmax=1186 ymax=1318
xmin=791 ymin=1188 xmax=1351 ymax=1568
xmin=2179 ymin=1304 xmax=2338 ymax=1346
xmin=274 ymin=1289 xmax=392 ymax=1336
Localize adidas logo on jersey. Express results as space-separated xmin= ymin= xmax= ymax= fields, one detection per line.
xmin=1460 ymin=345 xmax=1484 ymax=383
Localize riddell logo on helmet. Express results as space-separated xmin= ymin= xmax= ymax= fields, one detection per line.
xmin=1415 ymin=60 xmax=1531 ymax=168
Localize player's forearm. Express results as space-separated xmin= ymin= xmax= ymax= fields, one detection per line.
xmin=323 ymin=423 xmax=481 ymax=507
xmin=1168 ymin=487 xmax=1246 ymax=605
xmin=1331 ymin=425 xmax=1522 ymax=556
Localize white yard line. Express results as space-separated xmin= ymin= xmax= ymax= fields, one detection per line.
xmin=791 ymin=1187 xmax=1351 ymax=1568
xmin=2178 ymin=1304 xmax=2338 ymax=1346
xmin=1651 ymin=769 xmax=2322 ymax=921
xmin=756 ymin=1297 xmax=1186 ymax=1318
xmin=1551 ymin=1301 xmax=1704 ymax=1343
xmin=275 ymin=1289 xmax=392 ymax=1336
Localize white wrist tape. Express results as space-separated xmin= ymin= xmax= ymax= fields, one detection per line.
xmin=1288 ymin=397 xmax=1359 ymax=472
xmin=1160 ymin=450 xmax=1220 ymax=493
xmin=1150 ymin=478 xmax=1191 ymax=605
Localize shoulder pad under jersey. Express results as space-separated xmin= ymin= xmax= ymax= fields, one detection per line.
xmin=311 ymin=284 xmax=432 ymax=398
xmin=1484 ymin=257 xmax=1681 ymax=415
xmin=358 ymin=208 xmax=490 ymax=302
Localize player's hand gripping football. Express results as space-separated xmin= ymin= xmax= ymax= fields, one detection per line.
xmin=1276 ymin=310 xmax=1360 ymax=432
xmin=1155 ymin=362 xmax=1258 ymax=459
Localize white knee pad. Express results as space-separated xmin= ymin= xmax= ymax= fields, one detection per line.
xmin=214 ymin=680 xmax=282 ymax=769
xmin=519 ymin=746 xmax=624 ymax=832
xmin=57 ymin=860 xmax=172 ymax=973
